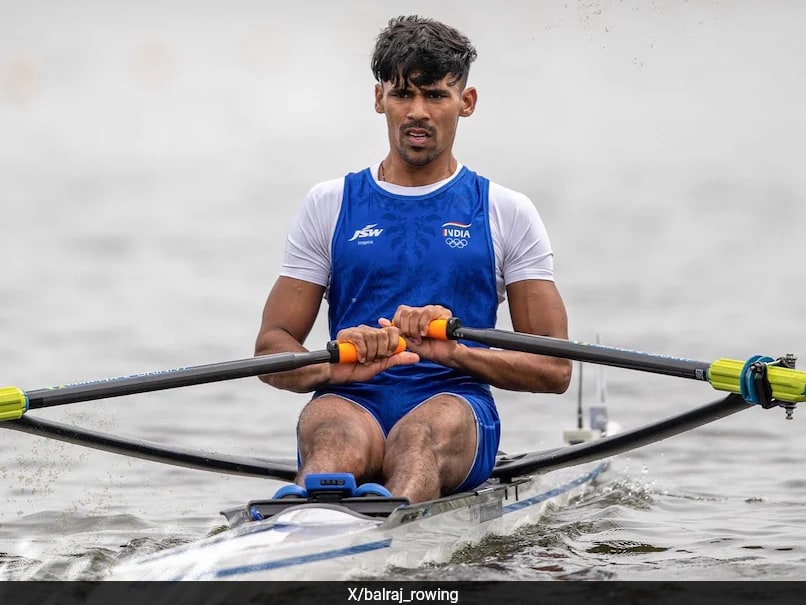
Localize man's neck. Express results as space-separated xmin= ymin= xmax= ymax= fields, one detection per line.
xmin=378 ymin=156 xmax=457 ymax=187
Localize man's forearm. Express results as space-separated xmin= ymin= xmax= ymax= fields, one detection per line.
xmin=255 ymin=330 xmax=331 ymax=393
xmin=444 ymin=344 xmax=572 ymax=393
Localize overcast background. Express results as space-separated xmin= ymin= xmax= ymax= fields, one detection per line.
xmin=1 ymin=0 xmax=805 ymax=580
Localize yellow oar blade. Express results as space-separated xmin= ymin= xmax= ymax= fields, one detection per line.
xmin=709 ymin=358 xmax=806 ymax=403
xmin=0 ymin=387 xmax=27 ymax=421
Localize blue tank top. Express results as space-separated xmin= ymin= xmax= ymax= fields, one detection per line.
xmin=324 ymin=166 xmax=498 ymax=402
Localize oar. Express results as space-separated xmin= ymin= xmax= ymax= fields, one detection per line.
xmin=6 ymin=414 xmax=298 ymax=480
xmin=492 ymin=393 xmax=748 ymax=480
xmin=427 ymin=318 xmax=806 ymax=407
xmin=0 ymin=339 xmax=405 ymax=421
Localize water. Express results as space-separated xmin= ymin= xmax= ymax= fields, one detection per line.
xmin=1 ymin=0 xmax=805 ymax=582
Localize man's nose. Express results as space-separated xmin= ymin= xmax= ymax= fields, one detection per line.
xmin=407 ymin=94 xmax=430 ymax=120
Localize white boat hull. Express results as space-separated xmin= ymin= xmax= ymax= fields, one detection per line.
xmin=109 ymin=462 xmax=608 ymax=581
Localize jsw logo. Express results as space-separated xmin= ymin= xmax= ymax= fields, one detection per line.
xmin=348 ymin=224 xmax=383 ymax=241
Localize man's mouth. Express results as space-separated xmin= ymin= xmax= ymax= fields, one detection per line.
xmin=405 ymin=128 xmax=432 ymax=146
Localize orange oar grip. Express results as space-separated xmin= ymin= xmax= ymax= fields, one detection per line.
xmin=336 ymin=343 xmax=359 ymax=364
xmin=336 ymin=337 xmax=407 ymax=364
xmin=392 ymin=337 xmax=407 ymax=355
xmin=426 ymin=319 xmax=449 ymax=340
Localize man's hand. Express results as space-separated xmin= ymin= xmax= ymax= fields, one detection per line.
xmin=329 ymin=324 xmax=419 ymax=384
xmin=380 ymin=305 xmax=462 ymax=369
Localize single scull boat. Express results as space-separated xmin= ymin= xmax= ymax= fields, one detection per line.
xmin=108 ymin=456 xmax=610 ymax=580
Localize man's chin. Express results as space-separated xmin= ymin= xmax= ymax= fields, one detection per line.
xmin=399 ymin=151 xmax=437 ymax=167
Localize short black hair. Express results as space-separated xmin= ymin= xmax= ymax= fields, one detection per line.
xmin=371 ymin=15 xmax=477 ymax=88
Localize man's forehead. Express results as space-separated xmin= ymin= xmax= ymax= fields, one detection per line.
xmin=386 ymin=72 xmax=460 ymax=90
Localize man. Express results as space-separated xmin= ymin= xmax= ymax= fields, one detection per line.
xmin=255 ymin=15 xmax=571 ymax=504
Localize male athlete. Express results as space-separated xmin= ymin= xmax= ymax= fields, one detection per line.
xmin=255 ymin=16 xmax=571 ymax=504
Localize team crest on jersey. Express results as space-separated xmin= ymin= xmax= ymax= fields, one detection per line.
xmin=348 ymin=223 xmax=383 ymax=245
xmin=441 ymin=221 xmax=471 ymax=249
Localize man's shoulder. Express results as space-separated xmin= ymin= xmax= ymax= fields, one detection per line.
xmin=486 ymin=179 xmax=535 ymax=212
xmin=463 ymin=168 xmax=527 ymax=200
xmin=307 ymin=174 xmax=348 ymax=198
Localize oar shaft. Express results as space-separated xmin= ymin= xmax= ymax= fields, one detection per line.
xmin=492 ymin=394 xmax=748 ymax=479
xmin=427 ymin=318 xmax=806 ymax=404
xmin=6 ymin=415 xmax=298 ymax=480
xmin=1 ymin=337 xmax=408 ymax=421
xmin=451 ymin=324 xmax=710 ymax=381
xmin=23 ymin=349 xmax=335 ymax=408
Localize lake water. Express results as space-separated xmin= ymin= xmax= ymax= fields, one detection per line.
xmin=1 ymin=0 xmax=805 ymax=583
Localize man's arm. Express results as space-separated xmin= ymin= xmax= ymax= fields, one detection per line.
xmin=254 ymin=276 xmax=329 ymax=393
xmin=503 ymin=278 xmax=572 ymax=392
xmin=390 ymin=279 xmax=572 ymax=393
xmin=255 ymin=276 xmax=419 ymax=393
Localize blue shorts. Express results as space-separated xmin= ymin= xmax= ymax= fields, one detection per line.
xmin=311 ymin=387 xmax=501 ymax=494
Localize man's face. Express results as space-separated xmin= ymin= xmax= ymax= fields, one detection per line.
xmin=374 ymin=73 xmax=476 ymax=167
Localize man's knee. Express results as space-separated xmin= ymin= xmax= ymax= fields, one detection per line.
xmin=407 ymin=394 xmax=476 ymax=439
xmin=297 ymin=396 xmax=385 ymax=477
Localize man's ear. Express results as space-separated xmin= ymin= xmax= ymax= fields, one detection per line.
xmin=374 ymin=84 xmax=385 ymax=114
xmin=460 ymin=86 xmax=477 ymax=117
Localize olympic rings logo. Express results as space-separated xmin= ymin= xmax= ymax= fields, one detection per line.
xmin=444 ymin=238 xmax=468 ymax=249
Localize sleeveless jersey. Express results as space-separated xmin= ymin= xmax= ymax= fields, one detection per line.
xmin=323 ymin=166 xmax=498 ymax=402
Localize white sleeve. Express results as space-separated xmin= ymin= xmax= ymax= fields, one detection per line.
xmin=489 ymin=182 xmax=555 ymax=295
xmin=279 ymin=177 xmax=344 ymax=287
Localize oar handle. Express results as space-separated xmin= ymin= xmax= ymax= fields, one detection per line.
xmin=425 ymin=317 xmax=460 ymax=340
xmin=332 ymin=337 xmax=407 ymax=364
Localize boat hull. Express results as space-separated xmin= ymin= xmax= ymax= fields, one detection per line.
xmin=109 ymin=462 xmax=608 ymax=581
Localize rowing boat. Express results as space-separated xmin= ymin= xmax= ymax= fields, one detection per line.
xmin=2 ymin=317 xmax=804 ymax=580
xmin=108 ymin=454 xmax=610 ymax=580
